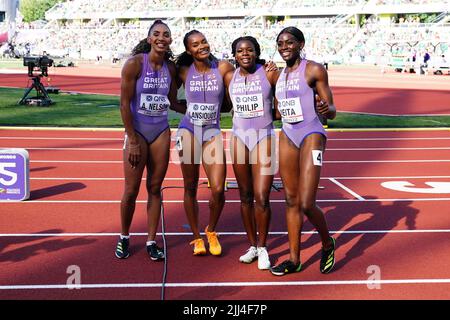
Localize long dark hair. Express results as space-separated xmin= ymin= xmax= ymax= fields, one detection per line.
xmin=231 ymin=36 xmax=266 ymax=67
xmin=276 ymin=26 xmax=305 ymax=44
xmin=131 ymin=19 xmax=173 ymax=59
xmin=175 ymin=30 xmax=217 ymax=68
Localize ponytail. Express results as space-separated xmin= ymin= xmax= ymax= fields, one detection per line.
xmin=175 ymin=51 xmax=194 ymax=68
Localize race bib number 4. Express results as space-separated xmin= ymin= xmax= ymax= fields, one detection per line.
xmin=188 ymin=103 xmax=218 ymax=126
xmin=278 ymin=97 xmax=303 ymax=123
xmin=232 ymin=94 xmax=264 ymax=118
xmin=138 ymin=94 xmax=170 ymax=117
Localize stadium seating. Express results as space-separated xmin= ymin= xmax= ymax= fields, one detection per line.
xmin=6 ymin=0 xmax=449 ymax=69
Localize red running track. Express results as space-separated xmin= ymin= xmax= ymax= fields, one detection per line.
xmin=1 ymin=73 xmax=450 ymax=115
xmin=1 ymin=128 xmax=450 ymax=300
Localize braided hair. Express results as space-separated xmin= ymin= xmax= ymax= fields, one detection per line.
xmin=231 ymin=36 xmax=266 ymax=67
xmin=131 ymin=19 xmax=173 ymax=59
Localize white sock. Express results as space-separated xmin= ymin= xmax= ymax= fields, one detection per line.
xmin=120 ymin=235 xmax=130 ymax=240
xmin=146 ymin=240 xmax=156 ymax=246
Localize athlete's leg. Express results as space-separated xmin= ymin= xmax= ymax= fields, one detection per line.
xmin=145 ymin=128 xmax=171 ymax=241
xmin=178 ymin=128 xmax=202 ymax=239
xmin=120 ymin=133 xmax=148 ymax=236
xmin=279 ymin=131 xmax=302 ymax=265
xmin=298 ymin=134 xmax=332 ymax=249
xmin=251 ymin=135 xmax=274 ymax=248
xmin=202 ymin=133 xmax=226 ymax=232
xmin=231 ymin=135 xmax=256 ymax=247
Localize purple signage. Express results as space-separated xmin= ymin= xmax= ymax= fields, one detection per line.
xmin=0 ymin=149 xmax=30 ymax=201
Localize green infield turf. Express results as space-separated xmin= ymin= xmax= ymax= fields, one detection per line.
xmin=0 ymin=59 xmax=25 ymax=69
xmin=0 ymin=87 xmax=449 ymax=128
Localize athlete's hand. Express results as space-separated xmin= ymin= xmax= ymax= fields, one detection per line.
xmin=127 ymin=141 xmax=141 ymax=169
xmin=315 ymin=94 xmax=329 ymax=115
xmin=264 ymin=60 xmax=278 ymax=72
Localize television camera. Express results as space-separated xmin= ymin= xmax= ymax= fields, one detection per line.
xmin=19 ymin=55 xmax=55 ymax=106
xmin=23 ymin=55 xmax=54 ymax=77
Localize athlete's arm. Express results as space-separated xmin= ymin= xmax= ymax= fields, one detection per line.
xmin=177 ymin=65 xmax=189 ymax=86
xmin=120 ymin=55 xmax=141 ymax=168
xmin=221 ymin=69 xmax=234 ymax=113
xmin=272 ymin=97 xmax=281 ymax=120
xmin=167 ymin=62 xmax=186 ymax=114
xmin=307 ymin=61 xmax=336 ymax=120
xmin=219 ymin=60 xmax=235 ymax=113
xmin=265 ymin=69 xmax=281 ymax=120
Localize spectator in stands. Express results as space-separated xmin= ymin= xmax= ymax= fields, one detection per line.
xmin=112 ymin=51 xmax=120 ymax=64
xmin=175 ymin=30 xmax=235 ymax=257
xmin=115 ymin=19 xmax=186 ymax=261
xmin=421 ymin=50 xmax=431 ymax=74
xmin=25 ymin=43 xmax=31 ymax=55
xmin=423 ymin=51 xmax=431 ymax=65
xmin=270 ymin=26 xmax=337 ymax=276
xmin=434 ymin=54 xmax=449 ymax=75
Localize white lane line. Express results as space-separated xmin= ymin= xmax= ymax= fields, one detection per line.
xmin=0 ymin=137 xmax=123 ymax=141
xmin=31 ymin=160 xmax=122 ymax=163
xmin=327 ymin=147 xmax=450 ymax=151
xmin=328 ymin=175 xmax=450 ymax=179
xmin=5 ymin=147 xmax=122 ymax=151
xmin=325 ymin=160 xmax=450 ymax=163
xmin=1 ymin=229 xmax=450 ymax=237
xmin=329 ymin=178 xmax=365 ymax=200
xmin=28 ymin=175 xmax=450 ymax=181
xmin=1 ymin=127 xmax=447 ymax=133
xmin=28 ymin=159 xmax=450 ymax=164
xmin=3 ymin=136 xmax=450 ymax=141
xmin=5 ymin=147 xmax=450 ymax=152
xmin=30 ymin=177 xmax=128 ymax=180
xmin=3 ymin=198 xmax=450 ymax=203
xmin=328 ymin=138 xmax=450 ymax=141
xmin=1 ymin=278 xmax=450 ymax=290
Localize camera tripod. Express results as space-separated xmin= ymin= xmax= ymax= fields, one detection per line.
xmin=18 ymin=75 xmax=53 ymax=106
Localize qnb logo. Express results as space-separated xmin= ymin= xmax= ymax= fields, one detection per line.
xmin=193 ymin=104 xmax=199 ymax=111
xmin=152 ymin=96 xmax=167 ymax=102
xmin=0 ymin=163 xmax=18 ymax=186
xmin=280 ymin=100 xmax=296 ymax=107
xmin=236 ymin=97 xmax=241 ymax=103
xmin=146 ymin=95 xmax=153 ymax=102
xmin=240 ymin=96 xmax=258 ymax=103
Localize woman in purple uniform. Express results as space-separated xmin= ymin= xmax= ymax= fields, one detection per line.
xmin=175 ymin=30 xmax=235 ymax=256
xmin=115 ymin=20 xmax=185 ymax=261
xmin=270 ymin=27 xmax=337 ymax=276
xmin=224 ymin=36 xmax=279 ymax=270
